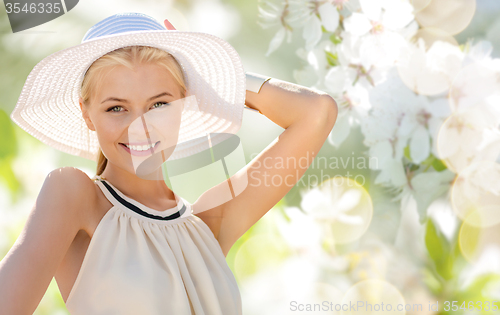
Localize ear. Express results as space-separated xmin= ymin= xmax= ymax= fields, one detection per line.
xmin=79 ymin=97 xmax=96 ymax=131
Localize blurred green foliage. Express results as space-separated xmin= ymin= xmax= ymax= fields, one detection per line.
xmin=424 ymin=218 xmax=499 ymax=314
xmin=1 ymin=1 xmax=499 ymax=315
xmin=0 ymin=109 xmax=20 ymax=201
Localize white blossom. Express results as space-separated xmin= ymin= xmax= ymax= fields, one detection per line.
xmin=302 ymin=13 xmax=323 ymax=51
xmin=300 ymin=185 xmax=365 ymax=225
xmin=398 ymin=38 xmax=464 ymax=95
xmin=342 ymin=0 xmax=415 ymax=69
xmin=437 ymin=104 xmax=500 ymax=173
xmin=318 ymin=2 xmax=340 ymax=32
xmin=265 ymin=26 xmax=287 ymax=56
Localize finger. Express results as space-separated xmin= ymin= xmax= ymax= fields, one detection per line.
xmin=163 ymin=19 xmax=176 ymax=30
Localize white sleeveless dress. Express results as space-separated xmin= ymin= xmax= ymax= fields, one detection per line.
xmin=64 ymin=175 xmax=242 ymax=315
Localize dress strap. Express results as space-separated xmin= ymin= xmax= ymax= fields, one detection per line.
xmin=92 ymin=175 xmax=122 ymax=208
xmin=91 ymin=175 xmax=188 ymax=221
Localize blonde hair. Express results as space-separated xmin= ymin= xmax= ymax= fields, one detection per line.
xmin=80 ymin=45 xmax=187 ymax=176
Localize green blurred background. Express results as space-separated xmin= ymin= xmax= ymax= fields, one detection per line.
xmin=1 ymin=0 xmax=500 ymax=314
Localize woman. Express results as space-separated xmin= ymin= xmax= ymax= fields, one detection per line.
xmin=0 ymin=12 xmax=337 ymax=314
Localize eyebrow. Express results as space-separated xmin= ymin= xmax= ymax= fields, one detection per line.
xmin=101 ymin=92 xmax=173 ymax=104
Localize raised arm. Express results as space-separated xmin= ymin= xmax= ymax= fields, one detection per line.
xmin=0 ymin=167 xmax=94 ymax=314
xmin=193 ymin=77 xmax=338 ymax=256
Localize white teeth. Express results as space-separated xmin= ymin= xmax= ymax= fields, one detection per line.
xmin=125 ymin=141 xmax=157 ymax=151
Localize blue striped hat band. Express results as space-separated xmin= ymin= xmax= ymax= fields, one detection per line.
xmin=82 ymin=13 xmax=167 ymax=43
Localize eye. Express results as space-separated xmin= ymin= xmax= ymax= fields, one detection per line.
xmin=151 ymin=101 xmax=170 ymax=109
xmin=106 ymin=106 xmax=123 ymax=112
xmin=105 ymin=102 xmax=170 ymax=113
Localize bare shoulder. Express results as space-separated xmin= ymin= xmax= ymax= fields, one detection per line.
xmin=46 ymin=167 xmax=95 ymax=191
xmin=0 ymin=167 xmax=97 ymax=313
xmin=42 ymin=167 xmax=98 ymax=229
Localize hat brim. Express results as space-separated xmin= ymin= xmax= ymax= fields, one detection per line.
xmin=10 ymin=30 xmax=246 ymax=161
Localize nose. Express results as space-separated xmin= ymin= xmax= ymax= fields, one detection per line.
xmin=127 ymin=112 xmax=155 ymax=139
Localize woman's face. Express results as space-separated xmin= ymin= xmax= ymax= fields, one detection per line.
xmin=80 ymin=63 xmax=186 ymax=177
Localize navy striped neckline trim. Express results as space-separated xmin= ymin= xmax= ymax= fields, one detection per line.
xmin=99 ymin=179 xmax=186 ymax=221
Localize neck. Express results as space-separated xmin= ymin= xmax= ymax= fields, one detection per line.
xmin=100 ymin=163 xmax=176 ymax=205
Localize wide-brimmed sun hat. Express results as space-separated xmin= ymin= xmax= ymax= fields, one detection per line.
xmin=10 ymin=12 xmax=246 ymax=161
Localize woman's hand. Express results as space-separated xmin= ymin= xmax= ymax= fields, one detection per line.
xmin=164 ymin=19 xmax=176 ymax=30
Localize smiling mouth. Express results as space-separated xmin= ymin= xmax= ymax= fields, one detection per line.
xmin=119 ymin=141 xmax=160 ymax=152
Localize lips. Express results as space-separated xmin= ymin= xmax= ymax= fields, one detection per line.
xmin=120 ymin=141 xmax=159 ymax=146
xmin=119 ymin=141 xmax=160 ymax=156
